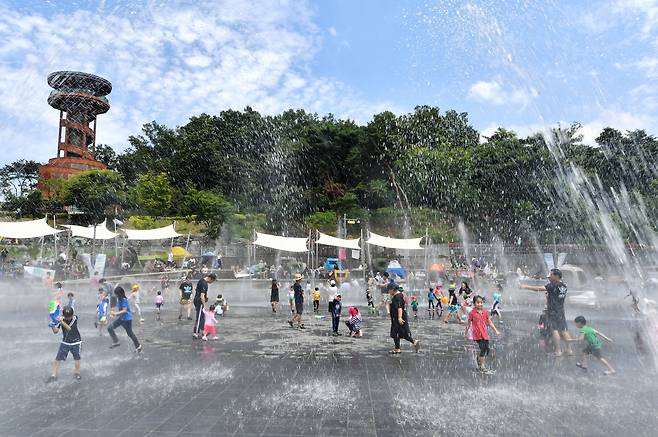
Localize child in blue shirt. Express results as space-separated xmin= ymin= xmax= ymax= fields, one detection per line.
xmin=330 ymin=294 xmax=343 ymax=336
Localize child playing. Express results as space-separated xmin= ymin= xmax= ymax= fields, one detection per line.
xmin=427 ymin=288 xmax=436 ymax=317
xmin=288 ymin=286 xmax=295 ymax=315
xmin=95 ymin=288 xmax=109 ymax=336
xmin=570 ymin=315 xmax=615 ymax=375
xmin=434 ymin=286 xmax=444 ymax=316
xmin=202 ymin=304 xmax=219 ymax=341
xmin=465 ymin=295 xmax=500 ymax=374
xmin=47 ymin=306 xmax=81 ymax=382
xmin=411 ymin=295 xmax=419 ymax=319
xmin=329 ymin=293 xmax=342 ymax=336
xmin=130 ymin=284 xmax=145 ymax=323
xmin=443 ymin=285 xmax=463 ymax=324
xmin=345 ymin=306 xmax=363 ymax=337
xmin=366 ymin=289 xmax=375 ymax=314
xmin=312 ymin=287 xmax=321 ymax=313
xmin=491 ymin=289 xmax=502 ymax=321
xmin=214 ymin=294 xmax=227 ymax=317
xmin=155 ymin=291 xmax=164 ymax=321
xmin=66 ymin=292 xmax=76 ymax=310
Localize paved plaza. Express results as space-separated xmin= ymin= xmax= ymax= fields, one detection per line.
xmin=0 ymin=280 xmax=656 ymax=437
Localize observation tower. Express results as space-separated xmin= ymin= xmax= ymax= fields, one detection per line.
xmin=39 ymin=71 xmax=112 ymax=195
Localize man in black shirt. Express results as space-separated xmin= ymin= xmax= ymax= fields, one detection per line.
xmin=287 ymin=273 xmax=306 ymax=329
xmin=193 ymin=273 xmax=217 ymax=339
xmin=521 ymin=268 xmax=573 ymax=355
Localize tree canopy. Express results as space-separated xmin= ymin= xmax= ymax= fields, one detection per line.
xmin=3 ymin=105 xmax=657 ymax=243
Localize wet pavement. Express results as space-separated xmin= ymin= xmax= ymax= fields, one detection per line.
xmin=1 ymin=280 xmax=657 ymax=437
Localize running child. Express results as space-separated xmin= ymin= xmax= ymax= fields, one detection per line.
xmin=345 ymin=306 xmax=363 ymax=337
xmin=569 ymin=315 xmax=616 ymax=375
xmin=155 ymin=291 xmax=164 ymax=321
xmin=465 ymin=295 xmax=499 ymax=374
xmin=366 ymin=288 xmax=375 ymax=314
xmin=443 ymin=284 xmax=463 ymax=324
xmin=312 ymin=287 xmax=321 ymax=313
xmin=202 ymin=304 xmax=219 ymax=341
xmin=108 ymin=286 xmax=142 ymax=353
xmin=47 ymin=306 xmax=81 ymax=382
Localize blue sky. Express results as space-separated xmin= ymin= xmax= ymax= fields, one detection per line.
xmin=1 ymin=0 xmax=658 ymax=165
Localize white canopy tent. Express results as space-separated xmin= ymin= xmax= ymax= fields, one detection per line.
xmin=63 ymin=219 xmax=119 ymax=240
xmin=0 ymin=218 xmax=62 ymax=239
xmin=253 ymin=232 xmax=308 ymax=253
xmin=315 ymin=231 xmax=360 ymax=249
xmin=123 ymin=224 xmax=181 ymax=241
xmin=366 ymin=231 xmax=424 ymax=250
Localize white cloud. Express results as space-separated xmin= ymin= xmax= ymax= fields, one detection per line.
xmin=481 ymin=108 xmax=657 ymax=146
xmin=614 ymin=0 xmax=658 ymax=35
xmin=0 ymin=1 xmax=389 ymax=165
xmin=467 ymin=79 xmax=537 ymax=108
xmin=328 ymin=26 xmax=337 ymax=36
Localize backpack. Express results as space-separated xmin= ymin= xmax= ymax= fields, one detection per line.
xmin=328 ymin=300 xmax=335 ymax=313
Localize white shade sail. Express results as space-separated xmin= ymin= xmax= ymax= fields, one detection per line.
xmin=366 ymin=231 xmax=424 ymax=250
xmin=63 ymin=219 xmax=119 ymax=240
xmin=316 ymin=232 xmax=361 ymax=250
xmin=0 ymin=218 xmax=62 ymax=239
xmin=124 ymin=224 xmax=180 ymax=241
xmin=253 ymin=232 xmax=308 ymax=252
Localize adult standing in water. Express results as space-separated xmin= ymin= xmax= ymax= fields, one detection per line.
xmin=270 ymin=279 xmax=280 ymax=313
xmin=287 ymin=273 xmax=305 ymax=329
xmin=388 ymin=284 xmax=420 ymax=354
xmin=521 ymin=268 xmax=573 ymax=356
xmin=108 ymin=286 xmax=142 ymax=352
xmin=193 ymin=273 xmax=217 ymax=339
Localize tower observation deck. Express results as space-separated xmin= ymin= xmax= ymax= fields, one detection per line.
xmin=39 ymin=71 xmax=112 ymax=195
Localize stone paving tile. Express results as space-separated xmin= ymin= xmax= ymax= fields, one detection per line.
xmin=1 ymin=286 xmax=657 ymax=437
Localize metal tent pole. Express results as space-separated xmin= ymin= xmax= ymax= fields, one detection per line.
xmin=40 ymin=214 xmax=47 ymax=262
xmin=53 ymin=215 xmax=58 ymax=259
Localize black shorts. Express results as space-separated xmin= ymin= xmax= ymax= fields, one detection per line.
xmin=56 ymin=343 xmax=81 ymax=361
xmin=545 ymin=310 xmax=567 ymax=332
xmin=583 ymin=344 xmax=602 ymax=359
xmin=475 ymin=339 xmax=490 ymax=357
xmin=295 ymin=301 xmax=304 ymax=314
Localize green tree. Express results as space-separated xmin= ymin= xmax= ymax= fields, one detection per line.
xmin=94 ymin=144 xmax=118 ymax=169
xmin=179 ymin=189 xmax=234 ymax=238
xmin=60 ymin=170 xmax=125 ymax=225
xmin=132 ymin=172 xmax=174 ymax=217
xmin=0 ymin=159 xmax=40 ymax=199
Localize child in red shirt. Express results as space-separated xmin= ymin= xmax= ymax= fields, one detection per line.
xmin=465 ymin=295 xmax=500 ymax=374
